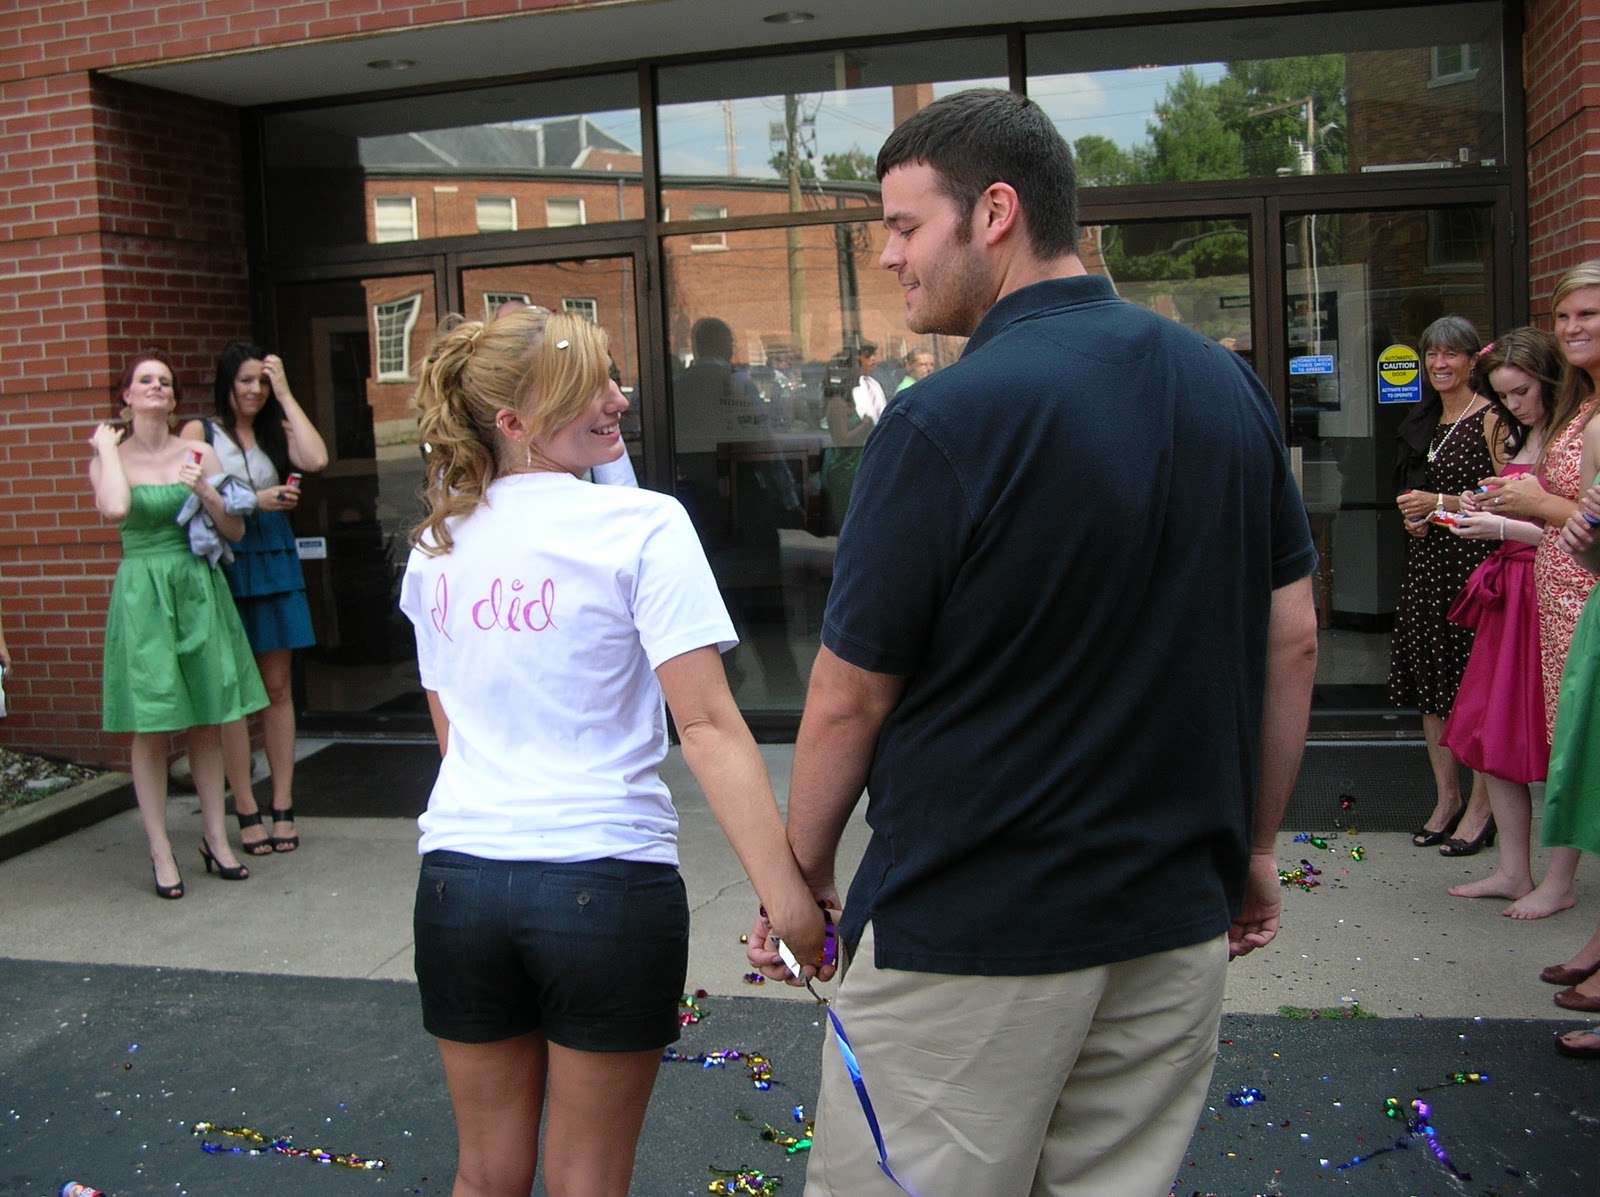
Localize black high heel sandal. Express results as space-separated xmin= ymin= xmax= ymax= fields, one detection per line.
xmin=269 ymin=805 xmax=299 ymax=853
xmin=1411 ymin=804 xmax=1464 ymax=848
xmin=1440 ymin=818 xmax=1497 ymax=857
xmin=235 ymin=809 xmax=274 ymax=857
xmin=151 ymin=859 xmax=184 ymax=900
xmin=199 ymin=840 xmax=250 ymax=880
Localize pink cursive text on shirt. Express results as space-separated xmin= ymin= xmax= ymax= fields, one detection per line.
xmin=470 ymin=576 xmax=558 ymax=633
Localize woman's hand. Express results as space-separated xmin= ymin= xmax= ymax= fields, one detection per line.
xmin=1396 ymin=488 xmax=1436 ymax=523
xmin=90 ymin=423 xmax=123 ymax=454
xmin=256 ymin=484 xmax=300 ymax=513
xmin=178 ymin=451 xmax=205 ymax=492
xmin=261 ymin=354 xmax=292 ymax=401
xmin=746 ymin=898 xmax=835 ymax=986
xmin=1449 ymin=510 xmax=1503 ymax=540
xmin=1478 ymin=473 xmax=1545 ymax=519
xmin=1558 ymin=484 xmax=1600 ymax=558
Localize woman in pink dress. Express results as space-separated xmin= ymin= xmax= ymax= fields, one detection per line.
xmin=1441 ymin=329 xmax=1561 ymax=904
xmin=1477 ymin=264 xmax=1600 ymax=918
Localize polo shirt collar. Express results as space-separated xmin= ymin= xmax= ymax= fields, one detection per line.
xmin=962 ymin=273 xmax=1118 ymax=358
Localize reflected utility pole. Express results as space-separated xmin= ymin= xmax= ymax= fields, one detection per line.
xmin=784 ymin=93 xmax=806 ymax=352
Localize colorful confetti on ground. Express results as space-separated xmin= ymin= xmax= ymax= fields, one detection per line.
xmin=191 ymin=1121 xmax=386 ymax=1170
xmin=1334 ymin=1097 xmax=1471 ymax=1180
xmin=709 ymin=1164 xmax=784 ymax=1193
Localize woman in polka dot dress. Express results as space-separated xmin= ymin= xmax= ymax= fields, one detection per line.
xmin=1390 ymin=316 xmax=1497 ymax=851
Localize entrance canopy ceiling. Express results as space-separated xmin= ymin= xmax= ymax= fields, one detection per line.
xmin=105 ymin=0 xmax=1319 ymax=109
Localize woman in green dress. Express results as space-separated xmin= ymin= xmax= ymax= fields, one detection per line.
xmin=90 ymin=351 xmax=269 ymax=899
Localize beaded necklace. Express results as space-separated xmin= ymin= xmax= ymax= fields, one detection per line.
xmin=1427 ymin=396 xmax=1481 ymax=463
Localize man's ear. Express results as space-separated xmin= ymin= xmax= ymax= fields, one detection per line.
xmin=976 ymin=182 xmax=1022 ymax=246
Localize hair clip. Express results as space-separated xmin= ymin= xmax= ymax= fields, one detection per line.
xmin=555 ymin=340 xmax=570 ymax=350
xmin=1476 ymin=341 xmax=1496 ymax=358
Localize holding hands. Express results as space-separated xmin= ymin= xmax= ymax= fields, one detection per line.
xmin=746 ymin=891 xmax=839 ymax=987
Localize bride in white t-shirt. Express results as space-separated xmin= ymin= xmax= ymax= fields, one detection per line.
xmin=399 ymin=307 xmax=826 ymax=1197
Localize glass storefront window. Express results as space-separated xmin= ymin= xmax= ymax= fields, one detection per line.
xmin=656 ymin=38 xmax=1009 ymax=215
xmin=1279 ymin=205 xmax=1494 ymax=697
xmin=1084 ymin=217 xmax=1253 ymax=353
xmin=262 ymin=74 xmax=643 ymax=253
xmin=662 ymin=222 xmax=963 ymax=711
xmin=1028 ymin=3 xmax=1502 ymax=185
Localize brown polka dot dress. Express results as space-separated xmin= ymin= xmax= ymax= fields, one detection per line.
xmin=1389 ymin=405 xmax=1496 ymax=716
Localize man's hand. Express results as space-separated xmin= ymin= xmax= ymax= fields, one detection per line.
xmin=1228 ymin=852 xmax=1282 ymax=959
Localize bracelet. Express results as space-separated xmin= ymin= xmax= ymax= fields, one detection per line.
xmin=1500 ymin=517 xmax=1508 ymax=540
xmin=1435 ymin=493 xmax=1447 ymax=515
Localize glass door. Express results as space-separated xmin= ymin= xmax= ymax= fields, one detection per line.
xmin=1278 ymin=204 xmax=1498 ymax=703
xmin=289 ymin=249 xmax=649 ymax=728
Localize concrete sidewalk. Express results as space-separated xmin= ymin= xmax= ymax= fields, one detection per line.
xmin=1 ymin=740 xmax=1596 ymax=1196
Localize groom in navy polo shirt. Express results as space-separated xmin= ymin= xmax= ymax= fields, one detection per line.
xmin=750 ymin=88 xmax=1319 ymax=1197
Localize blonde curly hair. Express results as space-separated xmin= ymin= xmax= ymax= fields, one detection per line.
xmin=1545 ymin=260 xmax=1600 ymax=466
xmin=410 ymin=308 xmax=611 ymax=555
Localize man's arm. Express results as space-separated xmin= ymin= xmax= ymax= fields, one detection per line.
xmin=747 ymin=645 xmax=905 ymax=979
xmin=1230 ymin=573 xmax=1318 ymax=959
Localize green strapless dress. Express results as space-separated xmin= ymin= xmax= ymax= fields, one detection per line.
xmin=101 ymin=484 xmax=268 ymax=732
xmin=1543 ymin=582 xmax=1600 ymax=856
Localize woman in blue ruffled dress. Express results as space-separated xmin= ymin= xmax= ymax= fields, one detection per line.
xmin=182 ymin=343 xmax=327 ymax=855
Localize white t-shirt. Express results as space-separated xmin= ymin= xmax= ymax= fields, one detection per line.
xmin=398 ymin=472 xmax=736 ymax=864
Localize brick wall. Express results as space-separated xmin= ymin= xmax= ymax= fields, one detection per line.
xmin=1 ymin=70 xmax=250 ymax=765
xmin=1525 ymin=0 xmax=1600 ymax=311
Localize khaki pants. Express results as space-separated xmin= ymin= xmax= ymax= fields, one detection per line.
xmin=804 ymin=926 xmax=1228 ymax=1197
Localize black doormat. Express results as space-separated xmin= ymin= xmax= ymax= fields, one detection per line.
xmin=1285 ymin=742 xmax=1463 ymax=833
xmin=279 ymin=741 xmax=1448 ymax=830
xmin=258 ymin=742 xmax=439 ymax=819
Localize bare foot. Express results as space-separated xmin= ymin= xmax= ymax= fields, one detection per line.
xmin=1504 ymin=884 xmax=1577 ymax=919
xmin=1450 ymin=873 xmax=1534 ymax=900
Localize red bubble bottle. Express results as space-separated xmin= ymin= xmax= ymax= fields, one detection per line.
xmin=61 ymin=1183 xmax=106 ymax=1197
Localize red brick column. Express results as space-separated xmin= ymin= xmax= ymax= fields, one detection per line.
xmin=1524 ymin=0 xmax=1600 ymax=311
xmin=0 ymin=70 xmax=249 ymax=765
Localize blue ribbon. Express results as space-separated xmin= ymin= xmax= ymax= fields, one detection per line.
xmin=774 ymin=933 xmax=919 ymax=1194
xmin=821 ymin=999 xmax=921 ymax=1196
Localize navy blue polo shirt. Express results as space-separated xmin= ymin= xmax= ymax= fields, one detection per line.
xmin=824 ymin=273 xmax=1316 ymax=975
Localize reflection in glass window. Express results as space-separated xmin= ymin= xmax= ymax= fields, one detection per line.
xmin=562 ymin=297 xmax=598 ymax=322
xmin=483 ymin=290 xmax=532 ymax=319
xmin=477 ymin=196 xmax=516 ymax=232
xmin=1028 ymin=3 xmax=1501 ymax=183
xmin=657 ymin=38 xmax=1007 ymax=218
xmin=262 ymin=74 xmax=642 ymax=252
xmin=374 ymin=295 xmax=422 ymax=379
xmin=374 ymin=195 xmax=417 ymax=242
xmin=690 ymin=204 xmax=728 ymax=250
xmin=1084 ymin=218 xmax=1253 ymax=353
xmin=546 ymin=197 xmax=586 ymax=227
xmin=1430 ymin=44 xmax=1482 ymax=84
xmin=661 ymin=222 xmax=964 ymax=712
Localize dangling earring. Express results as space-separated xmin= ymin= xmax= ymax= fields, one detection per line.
xmin=525 ymin=442 xmax=533 ymax=470
xmin=119 ymin=405 xmax=132 ymax=423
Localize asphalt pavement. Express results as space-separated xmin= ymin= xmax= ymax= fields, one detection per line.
xmin=1 ymin=741 xmax=1596 ymax=1196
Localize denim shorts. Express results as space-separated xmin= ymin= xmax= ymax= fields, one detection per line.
xmin=413 ymin=850 xmax=690 ymax=1051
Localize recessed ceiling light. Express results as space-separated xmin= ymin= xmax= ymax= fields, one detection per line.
xmin=366 ymin=58 xmax=417 ymax=71
xmin=763 ymin=11 xmax=815 ymax=24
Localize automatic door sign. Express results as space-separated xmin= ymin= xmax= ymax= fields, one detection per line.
xmin=1377 ymin=344 xmax=1422 ymax=404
